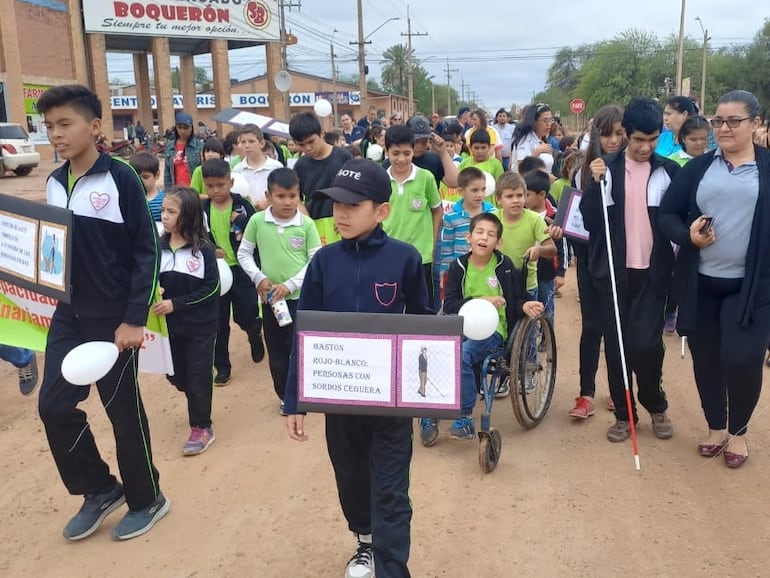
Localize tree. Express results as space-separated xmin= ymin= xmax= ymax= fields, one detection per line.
xmin=169 ymin=66 xmax=210 ymax=90
xmin=381 ymin=44 xmax=412 ymax=96
xmin=545 ymin=44 xmax=594 ymax=93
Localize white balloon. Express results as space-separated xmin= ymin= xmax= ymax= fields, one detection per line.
xmin=217 ymin=258 xmax=233 ymax=295
xmin=313 ymin=98 xmax=333 ymax=117
xmin=458 ymin=298 xmax=500 ymax=341
xmin=62 ymin=341 xmax=120 ymax=386
xmin=230 ymin=172 xmax=250 ymax=197
xmin=484 ymin=172 xmax=496 ymax=197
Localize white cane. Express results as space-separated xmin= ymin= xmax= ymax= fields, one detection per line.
xmin=594 ymin=130 xmax=641 ymax=471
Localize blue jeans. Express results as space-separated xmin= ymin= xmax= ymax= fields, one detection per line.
xmin=537 ymin=278 xmax=555 ymax=325
xmin=461 ymin=332 xmax=503 ymax=414
xmin=0 ymin=345 xmax=33 ymax=368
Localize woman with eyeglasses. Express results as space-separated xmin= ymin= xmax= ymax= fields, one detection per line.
xmin=390 ymin=113 xmax=404 ymax=125
xmin=659 ymin=90 xmax=770 ymax=468
xmin=511 ymin=103 xmax=554 ymax=173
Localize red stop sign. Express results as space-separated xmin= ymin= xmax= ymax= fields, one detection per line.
xmin=570 ymin=98 xmax=586 ymax=114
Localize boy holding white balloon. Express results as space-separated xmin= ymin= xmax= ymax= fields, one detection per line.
xmin=437 ymin=213 xmax=543 ymax=442
xmin=36 ymin=84 xmax=169 ymax=541
xmin=201 ymin=159 xmax=265 ymax=386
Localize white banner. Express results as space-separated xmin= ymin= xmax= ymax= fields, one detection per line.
xmin=110 ymin=92 xmax=317 ymax=110
xmin=83 ymin=0 xmax=281 ymax=42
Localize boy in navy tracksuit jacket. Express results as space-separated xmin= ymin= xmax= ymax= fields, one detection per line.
xmin=36 ymin=85 xmax=167 ymax=541
xmin=284 ymin=160 xmax=432 ymax=578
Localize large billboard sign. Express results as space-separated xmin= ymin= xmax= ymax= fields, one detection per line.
xmin=82 ymin=0 xmax=281 ymax=42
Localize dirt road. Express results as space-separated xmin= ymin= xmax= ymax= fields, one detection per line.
xmin=1 ymin=162 xmax=769 ymax=577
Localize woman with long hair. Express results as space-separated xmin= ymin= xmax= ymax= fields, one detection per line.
xmin=655 ymin=96 xmax=697 ymax=157
xmin=465 ymin=108 xmax=501 ymax=160
xmin=163 ymin=111 xmax=203 ymax=189
xmin=658 ymin=90 xmax=770 ymax=468
xmin=568 ymin=104 xmax=625 ymax=420
xmin=512 ymin=103 xmax=554 ymax=173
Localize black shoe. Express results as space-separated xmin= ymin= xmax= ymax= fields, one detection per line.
xmin=214 ymin=371 xmax=231 ymax=387
xmin=63 ymin=482 xmax=125 ymax=541
xmin=248 ymin=331 xmax=265 ymax=363
xmin=18 ymin=355 xmax=38 ymax=396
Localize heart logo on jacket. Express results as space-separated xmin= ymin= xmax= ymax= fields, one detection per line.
xmin=187 ymin=258 xmax=201 ymax=273
xmin=90 ymin=192 xmax=110 ymax=211
xmin=487 ymin=276 xmax=499 ymax=289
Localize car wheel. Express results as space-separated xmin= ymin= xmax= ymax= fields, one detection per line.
xmin=13 ymin=167 xmax=33 ymax=176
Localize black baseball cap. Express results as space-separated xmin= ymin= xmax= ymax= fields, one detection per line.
xmin=406 ymin=115 xmax=432 ymax=139
xmin=316 ymin=159 xmax=392 ymax=204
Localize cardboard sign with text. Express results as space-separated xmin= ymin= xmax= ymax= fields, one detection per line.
xmin=297 ymin=311 xmax=463 ymax=419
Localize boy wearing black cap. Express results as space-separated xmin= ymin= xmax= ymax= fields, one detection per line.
xmin=284 ymin=159 xmax=432 ymax=578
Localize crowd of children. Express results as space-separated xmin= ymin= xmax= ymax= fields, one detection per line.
xmin=28 ymin=82 xmax=762 ymax=578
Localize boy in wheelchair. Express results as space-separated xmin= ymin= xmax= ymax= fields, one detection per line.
xmin=420 ymin=213 xmax=544 ymax=446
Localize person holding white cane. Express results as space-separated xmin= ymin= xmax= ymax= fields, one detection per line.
xmin=579 ymin=97 xmax=680 ymax=444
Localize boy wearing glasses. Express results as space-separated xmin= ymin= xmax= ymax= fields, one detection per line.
xmin=580 ymin=96 xmax=680 ymax=444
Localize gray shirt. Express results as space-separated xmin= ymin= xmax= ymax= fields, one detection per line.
xmin=696 ymin=150 xmax=759 ymax=278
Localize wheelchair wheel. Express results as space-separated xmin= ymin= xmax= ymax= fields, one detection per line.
xmin=478 ymin=428 xmax=502 ymax=473
xmin=509 ymin=316 xmax=557 ymax=429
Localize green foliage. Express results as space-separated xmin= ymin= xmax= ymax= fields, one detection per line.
xmin=381 ymin=44 xmax=412 ymax=96
xmin=169 ymin=66 xmax=210 ymax=90
xmin=539 ymin=20 xmax=770 ymax=117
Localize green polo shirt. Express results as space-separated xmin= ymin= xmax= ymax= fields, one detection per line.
xmin=242 ymin=208 xmax=321 ymax=300
xmin=383 ymin=165 xmax=441 ymax=263
xmin=464 ymin=254 xmax=507 ymax=340
xmin=495 ymin=208 xmax=549 ymax=291
xmin=210 ymin=202 xmax=237 ymax=265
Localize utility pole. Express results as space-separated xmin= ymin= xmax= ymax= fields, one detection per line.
xmin=354 ymin=0 xmax=368 ymax=116
xmin=431 ymin=83 xmax=435 ymax=115
xmin=459 ymin=76 xmax=469 ymax=105
xmin=444 ymin=58 xmax=458 ymax=116
xmin=696 ymin=16 xmax=710 ymax=112
xmin=401 ymin=5 xmax=427 ymax=116
xmin=675 ymin=0 xmax=686 ymax=94
xmin=278 ymin=1 xmax=301 ymax=112
xmin=330 ymin=30 xmax=338 ymax=124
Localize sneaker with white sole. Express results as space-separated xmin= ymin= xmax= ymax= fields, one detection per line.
xmin=448 ymin=416 xmax=475 ymax=440
xmin=112 ymin=492 xmax=170 ymax=541
xmin=494 ymin=379 xmax=511 ymax=398
xmin=63 ymin=482 xmax=125 ymax=541
xmin=569 ymin=396 xmax=596 ymax=419
xmin=346 ymin=534 xmax=374 ymax=578
xmin=182 ymin=427 xmax=215 ymax=456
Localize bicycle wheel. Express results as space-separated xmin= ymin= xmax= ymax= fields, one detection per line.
xmin=509 ymin=316 xmax=557 ymax=428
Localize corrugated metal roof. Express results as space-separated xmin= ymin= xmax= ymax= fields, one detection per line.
xmin=17 ymin=0 xmax=67 ymax=12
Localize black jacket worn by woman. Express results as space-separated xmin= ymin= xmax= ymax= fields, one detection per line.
xmin=657 ymin=146 xmax=770 ymax=334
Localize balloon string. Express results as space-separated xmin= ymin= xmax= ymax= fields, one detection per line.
xmin=67 ymin=349 xmax=136 ymax=453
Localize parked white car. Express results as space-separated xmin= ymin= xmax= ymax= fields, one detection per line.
xmin=0 ymin=123 xmax=40 ymax=176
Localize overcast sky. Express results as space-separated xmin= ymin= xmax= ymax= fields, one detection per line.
xmin=107 ymin=0 xmax=768 ymax=112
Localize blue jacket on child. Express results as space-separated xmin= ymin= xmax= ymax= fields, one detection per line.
xmin=283 ymin=225 xmax=433 ymax=414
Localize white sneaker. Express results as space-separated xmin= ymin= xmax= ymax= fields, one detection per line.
xmin=345 ymin=534 xmax=374 ymax=578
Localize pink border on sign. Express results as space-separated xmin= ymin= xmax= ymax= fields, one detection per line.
xmin=298 ymin=331 xmax=397 ymax=408
xmin=563 ymin=190 xmax=589 ymax=242
xmin=396 ymin=334 xmax=461 ymax=410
